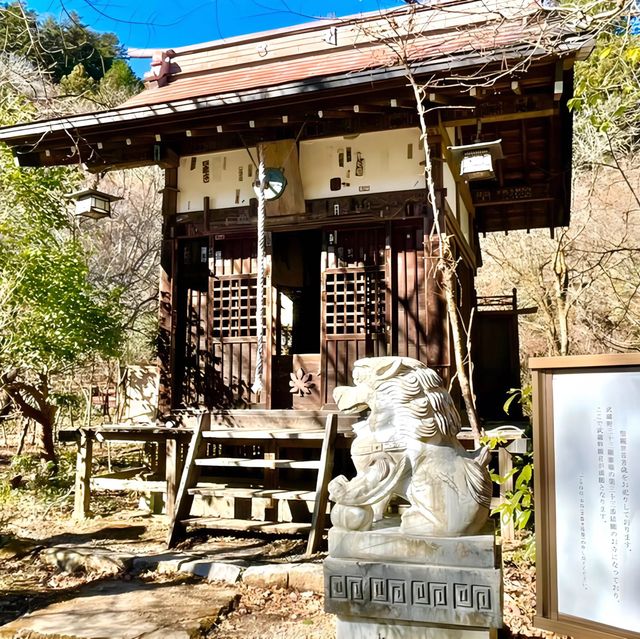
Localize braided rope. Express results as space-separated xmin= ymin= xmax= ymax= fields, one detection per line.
xmin=251 ymin=145 xmax=266 ymax=396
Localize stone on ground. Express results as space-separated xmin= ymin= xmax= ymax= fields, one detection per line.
xmin=40 ymin=546 xmax=134 ymax=574
xmin=288 ymin=563 xmax=324 ymax=593
xmin=242 ymin=563 xmax=290 ymax=589
xmin=178 ymin=559 xmax=243 ymax=583
xmin=0 ymin=579 xmax=238 ymax=639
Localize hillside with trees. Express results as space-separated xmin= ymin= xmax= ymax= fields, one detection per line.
xmin=0 ymin=3 xmax=159 ymax=463
xmin=477 ymin=10 xmax=640 ymax=360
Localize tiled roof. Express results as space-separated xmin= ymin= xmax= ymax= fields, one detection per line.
xmin=121 ymin=0 xmax=577 ymax=109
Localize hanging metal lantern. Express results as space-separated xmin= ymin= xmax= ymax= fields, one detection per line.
xmin=67 ymin=188 xmax=122 ymax=220
xmin=448 ymin=139 xmax=503 ymax=181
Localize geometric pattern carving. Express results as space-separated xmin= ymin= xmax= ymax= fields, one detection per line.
xmin=389 ymin=580 xmax=406 ymax=604
xmin=412 ymin=581 xmax=429 ymax=606
xmin=371 ymin=578 xmax=388 ymax=603
xmin=454 ymin=583 xmax=473 ymax=608
xmin=324 ymin=557 xmax=501 ymax=628
xmin=330 ymin=577 xmax=494 ymax=612
xmin=330 ymin=575 xmax=347 ymax=599
xmin=474 ymin=585 xmax=492 ymax=611
xmin=348 ymin=577 xmax=365 ymax=601
xmin=429 ymin=582 xmax=448 ymax=607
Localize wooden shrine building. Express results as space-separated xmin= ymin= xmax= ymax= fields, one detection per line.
xmin=0 ymin=0 xmax=592 ymax=415
xmin=0 ymin=0 xmax=592 ymax=538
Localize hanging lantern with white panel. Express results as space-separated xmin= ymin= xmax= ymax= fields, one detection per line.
xmin=448 ymin=139 xmax=503 ymax=181
xmin=67 ymin=188 xmax=122 ymax=220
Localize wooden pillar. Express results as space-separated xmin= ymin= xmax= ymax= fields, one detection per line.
xmin=165 ymin=438 xmax=185 ymax=520
xmin=158 ymin=168 xmax=178 ymax=415
xmin=73 ymin=430 xmax=93 ymax=519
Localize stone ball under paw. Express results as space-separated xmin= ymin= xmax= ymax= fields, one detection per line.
xmin=330 ymin=504 xmax=374 ymax=531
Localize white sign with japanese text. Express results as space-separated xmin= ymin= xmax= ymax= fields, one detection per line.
xmin=553 ymin=371 xmax=639 ymax=633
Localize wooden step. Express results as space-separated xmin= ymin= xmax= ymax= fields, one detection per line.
xmin=167 ymin=412 xmax=338 ymax=555
xmin=210 ymin=409 xmax=355 ymax=435
xmin=202 ymin=429 xmax=326 ymax=440
xmin=91 ymin=477 xmax=166 ymax=492
xmin=194 ymin=457 xmax=322 ymax=470
xmin=181 ymin=517 xmax=312 ymax=535
xmin=189 ymin=484 xmax=316 ymax=500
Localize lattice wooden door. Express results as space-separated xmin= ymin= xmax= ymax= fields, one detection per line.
xmin=208 ymin=235 xmax=271 ymax=409
xmin=320 ymin=228 xmax=388 ymax=406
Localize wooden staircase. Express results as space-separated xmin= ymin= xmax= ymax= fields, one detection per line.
xmin=167 ymin=412 xmax=338 ymax=555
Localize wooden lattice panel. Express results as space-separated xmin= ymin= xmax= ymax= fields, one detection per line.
xmin=211 ymin=275 xmax=258 ymax=339
xmin=324 ymin=267 xmax=385 ymax=336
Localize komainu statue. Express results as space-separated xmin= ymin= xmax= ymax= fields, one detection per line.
xmin=328 ymin=356 xmax=492 ymax=536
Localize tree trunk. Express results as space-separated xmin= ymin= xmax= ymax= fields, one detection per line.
xmin=16 ymin=419 xmax=29 ymax=456
xmin=442 ymin=257 xmax=484 ymax=447
xmin=4 ymin=373 xmax=57 ymax=464
xmin=553 ymin=246 xmax=570 ymax=356
xmin=408 ymin=76 xmax=483 ymax=447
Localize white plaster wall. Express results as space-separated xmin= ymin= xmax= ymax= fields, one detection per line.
xmin=299 ymin=128 xmax=426 ymax=199
xmin=177 ymin=147 xmax=257 ymax=212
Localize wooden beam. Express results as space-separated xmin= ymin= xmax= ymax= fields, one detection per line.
xmin=443 ymin=108 xmax=557 ymax=127
xmin=166 ymin=411 xmax=210 ymax=548
xmin=351 ymin=104 xmax=385 ymax=114
xmin=427 ymin=92 xmax=478 ymax=107
xmin=73 ymin=431 xmax=93 ymax=520
xmin=85 ymin=144 xmax=180 ymax=173
xmin=554 ymin=61 xmax=564 ymax=101
xmin=389 ymin=98 xmax=415 ymax=109
xmin=306 ymin=413 xmax=338 ymax=555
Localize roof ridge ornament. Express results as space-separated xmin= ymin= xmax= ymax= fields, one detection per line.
xmin=144 ymin=49 xmax=176 ymax=88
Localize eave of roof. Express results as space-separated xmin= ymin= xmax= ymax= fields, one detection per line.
xmin=0 ymin=37 xmax=592 ymax=146
xmin=0 ymin=0 xmax=593 ymax=146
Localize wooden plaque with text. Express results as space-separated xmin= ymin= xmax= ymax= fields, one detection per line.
xmin=530 ymin=354 xmax=640 ymax=639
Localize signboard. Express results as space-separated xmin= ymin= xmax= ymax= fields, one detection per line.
xmin=530 ymin=354 xmax=640 ymax=639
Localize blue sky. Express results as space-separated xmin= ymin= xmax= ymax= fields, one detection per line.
xmin=28 ymin=0 xmax=403 ymax=76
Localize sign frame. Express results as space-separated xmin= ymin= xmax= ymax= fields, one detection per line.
xmin=530 ymin=353 xmax=640 ymax=639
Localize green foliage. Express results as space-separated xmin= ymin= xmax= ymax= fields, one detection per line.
xmin=484 ymin=383 xmax=535 ymax=542
xmin=0 ymin=236 xmax=123 ymax=372
xmin=0 ymin=141 xmax=123 ymax=376
xmin=0 ymin=3 xmax=124 ymax=82
xmin=568 ymin=17 xmax=640 ymax=162
xmin=490 ymin=457 xmax=534 ymax=532
xmin=59 ymin=63 xmax=96 ymax=96
xmin=503 ymin=384 xmax=532 ymax=417
xmin=9 ymin=449 xmax=75 ymax=498
xmin=99 ymin=59 xmax=142 ymax=95
xmin=60 ymin=60 xmax=143 ymax=106
xmin=0 ymin=2 xmax=140 ymax=108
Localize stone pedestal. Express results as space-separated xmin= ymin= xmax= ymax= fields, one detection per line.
xmin=324 ymin=521 xmax=502 ymax=638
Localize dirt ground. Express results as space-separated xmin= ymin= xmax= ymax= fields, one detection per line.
xmin=0 ymin=443 xmax=565 ymax=639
